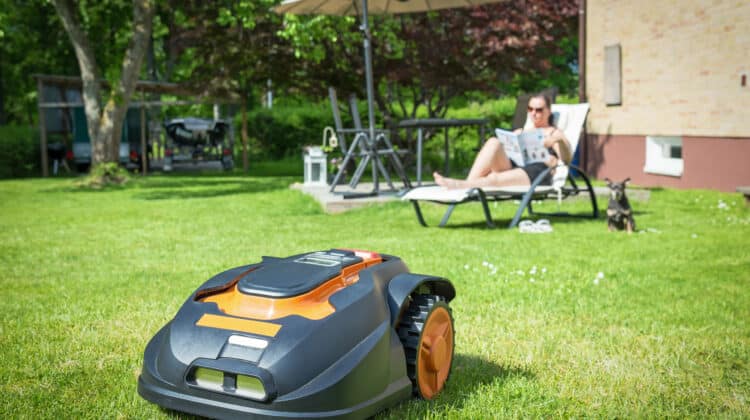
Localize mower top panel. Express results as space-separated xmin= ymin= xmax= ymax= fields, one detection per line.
xmin=237 ymin=250 xmax=365 ymax=298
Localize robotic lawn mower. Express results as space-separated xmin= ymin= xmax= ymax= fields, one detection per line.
xmin=137 ymin=249 xmax=456 ymax=419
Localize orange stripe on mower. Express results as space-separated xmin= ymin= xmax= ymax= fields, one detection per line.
xmin=196 ymin=313 xmax=281 ymax=337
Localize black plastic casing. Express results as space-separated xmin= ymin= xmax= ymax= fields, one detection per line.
xmin=137 ymin=251 xmax=454 ymax=419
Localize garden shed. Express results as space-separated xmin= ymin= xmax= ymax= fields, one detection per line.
xmin=34 ymin=74 xmax=235 ymax=176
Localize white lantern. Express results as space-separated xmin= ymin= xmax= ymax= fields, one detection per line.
xmin=303 ymin=146 xmax=327 ymax=185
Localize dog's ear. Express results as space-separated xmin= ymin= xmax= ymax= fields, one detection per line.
xmin=605 ymin=177 xmax=612 ymax=186
xmin=623 ymin=177 xmax=631 ymax=184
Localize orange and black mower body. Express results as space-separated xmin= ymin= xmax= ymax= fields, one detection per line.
xmin=137 ymin=249 xmax=456 ymax=419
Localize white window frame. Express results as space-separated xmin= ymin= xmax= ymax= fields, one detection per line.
xmin=644 ymin=136 xmax=683 ymax=177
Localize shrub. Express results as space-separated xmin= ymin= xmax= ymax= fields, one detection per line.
xmin=75 ymin=162 xmax=130 ymax=189
xmin=0 ymin=125 xmax=41 ymax=178
xmin=241 ymin=103 xmax=335 ymax=160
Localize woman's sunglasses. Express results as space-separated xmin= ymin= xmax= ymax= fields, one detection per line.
xmin=527 ymin=106 xmax=546 ymax=113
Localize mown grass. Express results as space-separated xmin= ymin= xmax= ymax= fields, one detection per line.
xmin=0 ymin=173 xmax=748 ymax=418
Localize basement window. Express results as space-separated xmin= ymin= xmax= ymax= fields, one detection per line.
xmin=644 ymin=136 xmax=683 ymax=177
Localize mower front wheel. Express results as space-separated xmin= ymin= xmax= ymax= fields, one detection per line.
xmin=397 ymin=294 xmax=454 ymax=400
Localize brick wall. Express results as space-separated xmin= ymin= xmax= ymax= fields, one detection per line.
xmin=586 ymin=0 xmax=750 ymax=137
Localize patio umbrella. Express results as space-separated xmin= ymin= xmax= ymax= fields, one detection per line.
xmin=274 ymin=0 xmax=505 ymax=192
xmin=275 ymin=0 xmax=503 ymax=16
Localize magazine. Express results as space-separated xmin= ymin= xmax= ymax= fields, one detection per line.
xmin=494 ymin=128 xmax=549 ymax=167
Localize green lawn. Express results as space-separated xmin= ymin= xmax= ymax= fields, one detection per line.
xmin=1 ymin=174 xmax=748 ymax=418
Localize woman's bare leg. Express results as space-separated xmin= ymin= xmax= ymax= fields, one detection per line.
xmin=434 ymin=167 xmax=530 ymax=189
xmin=466 ymin=137 xmax=513 ymax=180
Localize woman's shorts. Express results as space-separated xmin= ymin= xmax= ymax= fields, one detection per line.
xmin=511 ymin=161 xmax=553 ymax=185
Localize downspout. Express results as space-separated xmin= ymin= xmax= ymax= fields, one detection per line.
xmin=578 ymin=0 xmax=588 ymax=171
xmin=578 ymin=0 xmax=586 ymax=103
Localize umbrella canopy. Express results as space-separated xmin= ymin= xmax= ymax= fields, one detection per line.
xmin=275 ymin=0 xmax=502 ymax=15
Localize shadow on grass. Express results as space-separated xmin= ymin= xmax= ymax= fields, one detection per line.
xmin=382 ymin=353 xmax=534 ymax=417
xmin=50 ymin=173 xmax=294 ymax=200
xmin=132 ymin=177 xmax=291 ymax=200
xmin=420 ymin=205 xmax=651 ymax=230
xmin=438 ymin=215 xmax=604 ymax=230
xmin=162 ymin=407 xmax=203 ymax=420
xmin=160 ymin=353 xmax=532 ymax=419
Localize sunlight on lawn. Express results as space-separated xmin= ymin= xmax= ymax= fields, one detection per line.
xmin=0 ymin=176 xmax=748 ymax=418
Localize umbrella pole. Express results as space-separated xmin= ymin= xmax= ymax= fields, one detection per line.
xmin=361 ymin=0 xmax=379 ymax=193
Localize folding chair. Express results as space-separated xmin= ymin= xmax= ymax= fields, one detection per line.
xmin=327 ymin=87 xmax=411 ymax=193
xmin=402 ymin=103 xmax=598 ymax=228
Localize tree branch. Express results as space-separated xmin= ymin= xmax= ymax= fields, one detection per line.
xmin=104 ymin=0 xmax=155 ymax=159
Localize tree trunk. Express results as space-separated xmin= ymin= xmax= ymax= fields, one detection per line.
xmin=52 ymin=0 xmax=103 ymax=163
xmin=241 ymin=100 xmax=249 ymax=173
xmin=106 ymin=0 xmax=154 ymax=162
xmin=53 ymin=0 xmax=154 ymax=167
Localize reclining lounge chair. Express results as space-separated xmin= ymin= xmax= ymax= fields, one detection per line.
xmin=401 ymin=103 xmax=598 ymax=228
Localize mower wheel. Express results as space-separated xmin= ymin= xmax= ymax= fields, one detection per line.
xmin=397 ymin=294 xmax=454 ymax=400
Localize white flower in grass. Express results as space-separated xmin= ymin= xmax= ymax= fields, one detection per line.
xmin=542 ymin=267 xmax=547 ymax=274
xmin=464 ymin=264 xmax=470 ymax=270
xmin=597 ymin=272 xmax=605 ymax=279
xmin=593 ymin=278 xmax=600 ymax=285
xmin=482 ymin=261 xmax=489 ymax=267
xmin=691 ymin=233 xmax=698 ymax=239
xmin=517 ymin=270 xmax=525 ymax=276
xmin=530 ymin=266 xmax=537 ymax=275
xmin=529 ymin=278 xmax=535 ymax=283
xmin=718 ymin=200 xmax=728 ymax=210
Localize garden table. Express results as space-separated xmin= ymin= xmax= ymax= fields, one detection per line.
xmin=397 ymin=118 xmax=488 ymax=186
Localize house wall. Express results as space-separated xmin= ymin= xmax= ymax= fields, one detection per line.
xmin=584 ymin=0 xmax=750 ymax=191
xmin=582 ymin=135 xmax=750 ymax=191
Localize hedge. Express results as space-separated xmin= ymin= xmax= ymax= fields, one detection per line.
xmin=0 ymin=125 xmax=41 ymax=178
xmin=241 ymin=102 xmax=345 ymax=160
xmin=0 ymin=95 xmax=562 ymax=178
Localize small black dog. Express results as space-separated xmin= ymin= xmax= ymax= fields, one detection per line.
xmin=606 ymin=178 xmax=635 ymax=233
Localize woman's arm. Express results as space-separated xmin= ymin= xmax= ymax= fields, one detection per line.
xmin=545 ymin=128 xmax=572 ymax=164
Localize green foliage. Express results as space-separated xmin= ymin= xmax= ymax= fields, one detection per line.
xmin=448 ymin=96 xmax=518 ymax=129
xmin=501 ymin=36 xmax=580 ymax=96
xmin=246 ymin=156 xmax=303 ymax=177
xmin=0 ymin=125 xmax=40 ymax=178
xmin=73 ymin=0 xmax=136 ymax=85
xmin=0 ymin=178 xmax=748 ymax=418
xmin=0 ymin=0 xmax=79 ymax=124
xmin=279 ymin=14 xmax=360 ymax=63
xmin=216 ymin=1 xmax=269 ymax=30
xmin=243 ymin=102 xmax=332 ymax=160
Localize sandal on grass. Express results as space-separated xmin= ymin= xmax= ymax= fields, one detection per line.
xmin=518 ymin=219 xmax=553 ymax=233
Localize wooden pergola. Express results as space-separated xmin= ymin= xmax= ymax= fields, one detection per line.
xmin=35 ymin=74 xmax=235 ymax=176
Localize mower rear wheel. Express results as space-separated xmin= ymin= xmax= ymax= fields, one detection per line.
xmin=397 ymin=294 xmax=454 ymax=400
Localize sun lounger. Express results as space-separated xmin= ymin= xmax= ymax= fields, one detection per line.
xmin=402 ymin=103 xmax=598 ymax=228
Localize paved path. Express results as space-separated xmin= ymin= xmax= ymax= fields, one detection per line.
xmin=290 ymin=183 xmax=405 ymax=214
